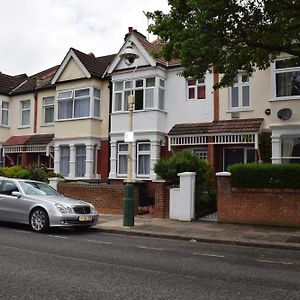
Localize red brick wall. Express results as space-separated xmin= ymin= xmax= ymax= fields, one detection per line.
xmin=98 ymin=140 xmax=110 ymax=181
xmin=217 ymin=175 xmax=300 ymax=227
xmin=58 ymin=182 xmax=126 ymax=215
xmin=153 ymin=181 xmax=170 ymax=219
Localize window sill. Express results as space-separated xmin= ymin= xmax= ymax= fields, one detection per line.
xmin=269 ymin=96 xmax=300 ymax=102
xmin=40 ymin=123 xmax=55 ymax=127
xmin=0 ymin=125 xmax=10 ymax=129
xmin=17 ymin=126 xmax=30 ymax=129
xmin=112 ymin=109 xmax=167 ymax=115
xmin=56 ymin=117 xmax=102 ymax=122
xmin=226 ymin=108 xmax=253 ymax=113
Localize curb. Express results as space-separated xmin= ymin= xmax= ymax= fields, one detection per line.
xmin=96 ymin=227 xmax=300 ymax=251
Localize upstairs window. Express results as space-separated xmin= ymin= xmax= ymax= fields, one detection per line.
xmin=57 ymin=87 xmax=100 ymax=120
xmin=113 ymin=77 xmax=165 ymax=112
xmin=21 ymin=100 xmax=30 ymax=126
xmin=187 ymin=78 xmax=206 ymax=100
xmin=43 ymin=97 xmax=54 ymax=124
xmin=0 ymin=101 xmax=9 ymax=126
xmin=275 ymin=58 xmax=300 ymax=98
xmin=230 ymin=74 xmax=250 ymax=109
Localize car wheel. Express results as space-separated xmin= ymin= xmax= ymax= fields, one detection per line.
xmin=30 ymin=208 xmax=49 ymax=232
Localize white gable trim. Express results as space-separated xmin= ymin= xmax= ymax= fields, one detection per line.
xmin=106 ymin=34 xmax=157 ymax=75
xmin=51 ymin=49 xmax=91 ymax=84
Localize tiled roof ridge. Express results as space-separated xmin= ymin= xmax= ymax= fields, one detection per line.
xmin=128 ymin=28 xmax=180 ymax=67
xmin=168 ymin=118 xmax=264 ymax=136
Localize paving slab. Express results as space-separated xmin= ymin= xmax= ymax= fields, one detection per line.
xmin=96 ymin=214 xmax=300 ymax=251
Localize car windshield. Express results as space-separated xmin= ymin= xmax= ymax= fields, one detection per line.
xmin=19 ymin=181 xmax=61 ymax=196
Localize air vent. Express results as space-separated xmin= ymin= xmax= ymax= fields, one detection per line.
xmin=231 ymin=111 xmax=240 ymax=119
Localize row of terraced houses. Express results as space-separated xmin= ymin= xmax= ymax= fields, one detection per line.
xmin=1 ymin=28 xmax=300 ymax=189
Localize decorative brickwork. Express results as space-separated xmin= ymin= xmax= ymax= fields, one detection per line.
xmin=217 ymin=175 xmax=300 ymax=227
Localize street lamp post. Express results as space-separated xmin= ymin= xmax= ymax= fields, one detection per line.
xmin=119 ymin=41 xmax=139 ymax=227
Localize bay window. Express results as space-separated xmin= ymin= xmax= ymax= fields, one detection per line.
xmin=230 ymin=74 xmax=250 ymax=109
xmin=281 ymin=136 xmax=300 ymax=163
xmin=60 ymin=146 xmax=70 ymax=177
xmin=274 ymin=58 xmax=300 ymax=98
xmin=57 ymin=87 xmax=101 ymax=120
xmin=137 ymin=142 xmax=151 ymax=176
xmin=75 ymin=145 xmax=86 ymax=177
xmin=113 ymin=77 xmax=165 ymax=112
xmin=117 ymin=143 xmax=128 ymax=176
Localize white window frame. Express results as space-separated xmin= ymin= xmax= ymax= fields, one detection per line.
xmin=229 ymin=74 xmax=251 ymax=110
xmin=280 ymin=135 xmax=300 ymax=163
xmin=136 ymin=142 xmax=151 ymax=177
xmin=187 ymin=78 xmax=206 ymax=100
xmin=272 ymin=57 xmax=300 ymax=100
xmin=75 ymin=145 xmax=86 ymax=178
xmin=20 ymin=100 xmax=31 ymax=127
xmin=43 ymin=96 xmax=54 ymax=124
xmin=0 ymin=100 xmax=9 ymax=126
xmin=193 ymin=147 xmax=208 ymax=160
xmin=117 ymin=142 xmax=128 ymax=177
xmin=57 ymin=87 xmax=101 ymax=120
xmin=112 ymin=77 xmax=164 ymax=112
xmin=60 ymin=146 xmax=70 ymax=177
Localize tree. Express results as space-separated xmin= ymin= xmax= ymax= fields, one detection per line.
xmin=146 ymin=0 xmax=300 ymax=87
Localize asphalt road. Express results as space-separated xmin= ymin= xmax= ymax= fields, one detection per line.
xmin=0 ymin=222 xmax=299 ymax=300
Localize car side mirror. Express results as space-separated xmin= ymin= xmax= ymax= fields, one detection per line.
xmin=12 ymin=191 xmax=22 ymax=198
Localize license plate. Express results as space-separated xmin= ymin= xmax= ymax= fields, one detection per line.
xmin=79 ymin=216 xmax=92 ymax=221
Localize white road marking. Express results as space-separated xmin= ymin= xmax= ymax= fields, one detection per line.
xmin=48 ymin=235 xmax=68 ymax=239
xmin=136 ymin=246 xmax=164 ymax=251
xmin=193 ymin=252 xmax=225 ymax=258
xmin=256 ymin=259 xmax=294 ymax=265
xmin=87 ymin=240 xmax=111 ymax=245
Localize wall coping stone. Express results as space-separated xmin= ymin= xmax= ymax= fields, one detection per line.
xmin=216 ymin=171 xmax=231 ymax=177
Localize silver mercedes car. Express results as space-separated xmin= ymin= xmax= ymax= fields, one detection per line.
xmin=0 ymin=178 xmax=99 ymax=232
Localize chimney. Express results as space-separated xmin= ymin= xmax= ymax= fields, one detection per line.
xmin=128 ymin=27 xmax=133 ymax=33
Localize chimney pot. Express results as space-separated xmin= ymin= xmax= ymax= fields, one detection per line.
xmin=128 ymin=27 xmax=133 ymax=33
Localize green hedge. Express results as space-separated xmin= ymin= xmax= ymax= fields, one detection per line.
xmin=0 ymin=164 xmax=64 ymax=182
xmin=228 ymin=163 xmax=300 ymax=189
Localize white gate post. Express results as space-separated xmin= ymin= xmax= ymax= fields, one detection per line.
xmin=169 ymin=172 xmax=196 ymax=221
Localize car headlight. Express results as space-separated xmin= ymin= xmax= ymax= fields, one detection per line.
xmin=55 ymin=203 xmax=72 ymax=214
xmin=90 ymin=204 xmax=98 ymax=214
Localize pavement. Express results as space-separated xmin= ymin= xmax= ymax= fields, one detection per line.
xmin=96 ymin=213 xmax=300 ymax=251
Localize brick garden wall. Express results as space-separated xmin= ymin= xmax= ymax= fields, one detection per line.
xmin=57 ymin=181 xmax=170 ymax=218
xmin=58 ymin=182 xmax=137 ymax=215
xmin=217 ymin=175 xmax=300 ymax=227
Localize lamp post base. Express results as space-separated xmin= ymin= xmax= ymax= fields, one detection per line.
xmin=123 ymin=182 xmax=134 ymax=227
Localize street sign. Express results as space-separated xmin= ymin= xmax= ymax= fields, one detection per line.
xmin=124 ymin=131 xmax=134 ymax=142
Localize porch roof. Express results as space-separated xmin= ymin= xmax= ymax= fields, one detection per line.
xmin=168 ymin=118 xmax=264 ymax=136
xmin=3 ymin=134 xmax=54 ymax=146
xmin=3 ymin=135 xmax=32 ymax=146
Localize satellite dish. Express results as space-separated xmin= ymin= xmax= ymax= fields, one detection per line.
xmin=277 ymin=108 xmax=292 ymax=121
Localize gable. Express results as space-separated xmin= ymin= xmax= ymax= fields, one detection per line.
xmin=106 ymin=34 xmax=156 ymax=74
xmin=57 ymin=57 xmax=87 ymax=82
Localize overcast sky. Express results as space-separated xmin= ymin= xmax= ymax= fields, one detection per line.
xmin=0 ymin=0 xmax=169 ymax=76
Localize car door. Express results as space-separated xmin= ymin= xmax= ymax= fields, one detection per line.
xmin=0 ymin=180 xmax=28 ymax=223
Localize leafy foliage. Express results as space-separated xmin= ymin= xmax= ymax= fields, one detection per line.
xmin=154 ymin=150 xmax=215 ymax=214
xmin=146 ymin=0 xmax=300 ymax=88
xmin=229 ymin=163 xmax=300 ymax=189
xmin=0 ymin=164 xmax=64 ymax=182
